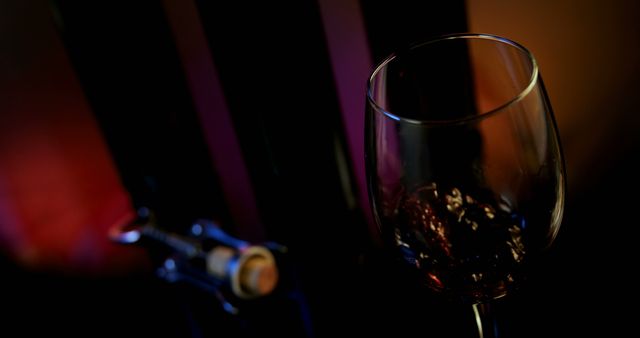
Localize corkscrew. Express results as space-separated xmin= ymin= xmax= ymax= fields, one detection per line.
xmin=109 ymin=207 xmax=282 ymax=314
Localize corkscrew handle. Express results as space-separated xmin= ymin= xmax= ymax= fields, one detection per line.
xmin=191 ymin=220 xmax=249 ymax=249
xmin=192 ymin=219 xmax=288 ymax=254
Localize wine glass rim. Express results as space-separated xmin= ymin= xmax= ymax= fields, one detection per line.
xmin=366 ymin=33 xmax=540 ymax=126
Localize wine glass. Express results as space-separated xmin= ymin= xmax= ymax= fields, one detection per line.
xmin=365 ymin=33 xmax=565 ymax=337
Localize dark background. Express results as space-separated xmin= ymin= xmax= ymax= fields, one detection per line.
xmin=1 ymin=0 xmax=638 ymax=337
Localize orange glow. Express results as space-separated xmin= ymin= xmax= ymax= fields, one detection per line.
xmin=467 ymin=0 xmax=640 ymax=191
xmin=427 ymin=272 xmax=444 ymax=289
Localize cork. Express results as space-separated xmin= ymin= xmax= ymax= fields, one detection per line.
xmin=239 ymin=254 xmax=278 ymax=297
xmin=206 ymin=245 xmax=278 ymax=299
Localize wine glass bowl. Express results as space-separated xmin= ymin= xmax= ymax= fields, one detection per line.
xmin=365 ymin=34 xmax=565 ymax=305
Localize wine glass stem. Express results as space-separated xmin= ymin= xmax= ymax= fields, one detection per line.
xmin=473 ymin=302 xmax=499 ymax=338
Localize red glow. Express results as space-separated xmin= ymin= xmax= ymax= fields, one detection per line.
xmin=0 ymin=1 xmax=147 ymax=274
